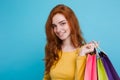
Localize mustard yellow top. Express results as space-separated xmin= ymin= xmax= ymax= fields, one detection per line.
xmin=43 ymin=48 xmax=86 ymax=80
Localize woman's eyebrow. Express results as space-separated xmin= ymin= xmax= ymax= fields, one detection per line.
xmin=52 ymin=20 xmax=66 ymax=25
xmin=58 ymin=20 xmax=66 ymax=24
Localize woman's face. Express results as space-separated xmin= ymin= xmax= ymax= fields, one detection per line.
xmin=52 ymin=13 xmax=71 ymax=41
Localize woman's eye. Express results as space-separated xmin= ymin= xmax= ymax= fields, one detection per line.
xmin=52 ymin=24 xmax=57 ymax=28
xmin=60 ymin=22 xmax=66 ymax=26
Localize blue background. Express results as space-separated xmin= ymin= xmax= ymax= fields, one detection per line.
xmin=0 ymin=0 xmax=120 ymax=80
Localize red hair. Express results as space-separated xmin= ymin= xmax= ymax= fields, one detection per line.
xmin=44 ymin=4 xmax=86 ymax=74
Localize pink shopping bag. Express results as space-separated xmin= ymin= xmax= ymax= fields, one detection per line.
xmin=84 ymin=53 xmax=97 ymax=80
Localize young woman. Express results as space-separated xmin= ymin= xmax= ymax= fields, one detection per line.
xmin=43 ymin=4 xmax=98 ymax=80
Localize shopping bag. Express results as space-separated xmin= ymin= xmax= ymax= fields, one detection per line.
xmin=97 ymin=57 xmax=108 ymax=80
xmin=84 ymin=53 xmax=97 ymax=80
xmin=99 ymin=51 xmax=120 ymax=80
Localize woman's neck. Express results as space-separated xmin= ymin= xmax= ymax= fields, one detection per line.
xmin=62 ymin=38 xmax=76 ymax=52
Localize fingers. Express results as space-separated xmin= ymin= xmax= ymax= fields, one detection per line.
xmin=86 ymin=43 xmax=95 ymax=52
xmin=85 ymin=43 xmax=94 ymax=49
xmin=85 ymin=40 xmax=99 ymax=52
xmin=79 ymin=40 xmax=99 ymax=56
xmin=82 ymin=43 xmax=95 ymax=53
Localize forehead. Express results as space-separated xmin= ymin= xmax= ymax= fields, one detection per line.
xmin=52 ymin=13 xmax=67 ymax=24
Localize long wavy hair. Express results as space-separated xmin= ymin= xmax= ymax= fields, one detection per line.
xmin=44 ymin=4 xmax=86 ymax=74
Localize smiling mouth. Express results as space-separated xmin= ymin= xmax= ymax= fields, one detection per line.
xmin=58 ymin=33 xmax=64 ymax=37
xmin=58 ymin=31 xmax=66 ymax=37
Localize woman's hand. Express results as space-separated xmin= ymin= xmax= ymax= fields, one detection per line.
xmin=79 ymin=41 xmax=99 ymax=56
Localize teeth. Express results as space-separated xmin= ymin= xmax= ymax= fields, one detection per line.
xmin=59 ymin=33 xmax=64 ymax=37
xmin=59 ymin=31 xmax=65 ymax=37
xmin=61 ymin=30 xmax=65 ymax=33
xmin=56 ymin=30 xmax=66 ymax=38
